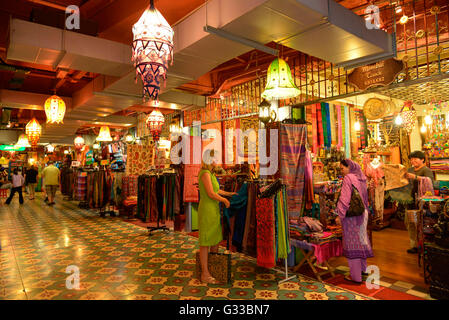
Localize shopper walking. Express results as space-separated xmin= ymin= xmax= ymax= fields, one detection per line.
xmin=5 ymin=168 xmax=25 ymax=205
xmin=336 ymin=159 xmax=373 ymax=284
xmin=25 ymin=165 xmax=39 ymax=200
xmin=197 ymin=150 xmax=235 ymax=284
xmin=42 ymin=161 xmax=60 ymax=206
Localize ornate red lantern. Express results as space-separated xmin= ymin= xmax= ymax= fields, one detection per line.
xmin=146 ymin=110 xmax=165 ymax=141
xmin=132 ymin=0 xmax=174 ymax=101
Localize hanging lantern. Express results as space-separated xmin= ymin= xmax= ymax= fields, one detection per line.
xmin=354 ymin=121 xmax=361 ymax=131
xmin=25 ymin=118 xmax=42 ymax=146
xmin=125 ymin=134 xmax=135 ymax=143
xmin=74 ymin=136 xmax=85 ymax=149
xmin=258 ymin=99 xmax=272 ymax=125
xmin=46 ymin=144 xmax=55 ymax=153
xmin=399 ymin=100 xmax=417 ymax=133
xmin=96 ymin=126 xmax=113 ymax=142
xmin=146 ymin=110 xmax=165 ymax=141
xmin=262 ymin=58 xmax=300 ymax=100
xmin=44 ymin=95 xmax=66 ymax=124
xmin=93 ymin=143 xmax=100 ymax=150
xmin=15 ymin=134 xmax=31 ymax=148
xmin=132 ymin=0 xmax=174 ymax=101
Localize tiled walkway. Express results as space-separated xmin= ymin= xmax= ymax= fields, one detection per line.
xmin=0 ymin=193 xmax=373 ymax=300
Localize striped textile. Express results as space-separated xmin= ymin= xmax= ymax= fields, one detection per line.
xmin=344 ymin=106 xmax=351 ymax=159
xmin=280 ymin=124 xmax=307 ymax=218
xmin=325 ymin=103 xmax=332 ymax=147
xmin=349 ymin=105 xmax=358 ymax=156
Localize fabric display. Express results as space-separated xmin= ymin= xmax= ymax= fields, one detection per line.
xmin=364 ymin=159 xmax=385 ymax=223
xmin=256 ymin=183 xmax=291 ymax=269
xmin=279 ymin=124 xmax=307 ymax=218
xmin=315 ymin=181 xmax=342 ymax=227
xmin=122 ymin=175 xmax=138 ymax=198
xmin=383 ymin=164 xmax=409 ymax=191
xmin=76 ymin=173 xmax=87 ymax=201
xmin=126 ymin=141 xmax=154 ymax=176
xmin=290 ymin=238 xmax=343 ymax=265
xmin=137 ymin=173 xmax=182 ymax=223
xmin=86 ymin=170 xmax=113 ymax=209
xmin=430 ymin=158 xmax=449 ymax=171
xmin=111 ymin=172 xmax=126 ymax=207
xmin=418 ymin=177 xmax=435 ymax=199
xmin=184 ymin=164 xmax=201 ymax=203
xmin=60 ymin=167 xmax=75 ymax=197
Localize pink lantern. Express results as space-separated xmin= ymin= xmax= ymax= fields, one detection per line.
xmin=132 ymin=0 xmax=174 ymax=101
xmin=146 ymin=110 xmax=165 ymax=141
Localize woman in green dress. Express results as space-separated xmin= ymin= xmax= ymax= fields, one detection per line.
xmin=198 ymin=150 xmax=236 ymax=284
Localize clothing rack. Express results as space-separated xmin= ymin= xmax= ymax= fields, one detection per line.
xmin=146 ymin=171 xmax=175 ymax=236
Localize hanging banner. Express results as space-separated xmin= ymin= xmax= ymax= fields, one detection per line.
xmin=348 ymin=58 xmax=404 ymax=91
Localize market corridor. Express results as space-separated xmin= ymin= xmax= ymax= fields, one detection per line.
xmin=0 ymin=194 xmax=371 ymax=300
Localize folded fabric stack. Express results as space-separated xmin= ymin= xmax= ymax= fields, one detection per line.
xmin=289 ymin=217 xmax=340 ymax=243
xmin=430 ymin=158 xmax=449 ymax=171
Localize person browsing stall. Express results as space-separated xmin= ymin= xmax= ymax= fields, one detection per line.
xmin=42 ymin=161 xmax=60 ymax=206
xmin=197 ymin=150 xmax=236 ymax=284
xmin=336 ymin=159 xmax=374 ymax=284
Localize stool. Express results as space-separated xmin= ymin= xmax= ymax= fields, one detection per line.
xmin=0 ymin=189 xmax=8 ymax=199
xmin=122 ymin=199 xmax=138 ymax=220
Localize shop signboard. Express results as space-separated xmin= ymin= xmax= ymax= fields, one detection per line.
xmin=0 ymin=145 xmax=25 ymax=152
xmin=348 ymin=58 xmax=404 ymax=91
xmin=71 ymin=161 xmax=80 ymax=168
xmin=100 ymin=160 xmax=110 ymax=166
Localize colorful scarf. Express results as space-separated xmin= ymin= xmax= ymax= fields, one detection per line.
xmin=337 ymin=105 xmax=343 ymax=148
xmin=317 ymin=104 xmax=324 ymax=147
xmin=277 ymin=189 xmax=290 ymax=260
xmin=321 ymin=103 xmax=329 ymax=148
xmin=256 ymin=197 xmax=276 ymax=268
xmin=325 ymin=103 xmax=332 ymax=147
xmin=344 ymin=106 xmax=351 ymax=159
xmin=280 ymin=124 xmax=307 ymax=218
xmin=311 ymin=104 xmax=318 ymax=154
xmin=329 ymin=104 xmax=337 ymax=146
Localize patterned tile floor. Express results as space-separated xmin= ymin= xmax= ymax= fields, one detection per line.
xmin=0 ymin=193 xmax=375 ymax=300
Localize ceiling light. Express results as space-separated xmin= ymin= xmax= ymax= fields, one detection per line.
xmin=96 ymin=126 xmax=113 ymax=142
xmin=44 ymin=95 xmax=66 ymax=124
xmin=146 ymin=110 xmax=165 ymax=141
xmin=25 ymin=118 xmax=42 ymax=146
xmin=46 ymin=144 xmax=55 ymax=153
xmin=396 ymin=6 xmax=402 ymax=14
xmin=354 ymin=121 xmax=361 ymax=131
xmin=74 ymin=136 xmax=85 ymax=149
xmin=15 ymin=134 xmax=31 ymax=148
xmin=132 ymin=0 xmax=174 ymax=101
xmin=420 ymin=124 xmax=427 ymax=133
xmin=262 ymin=58 xmax=300 ymax=100
xmin=399 ymin=15 xmax=408 ymax=24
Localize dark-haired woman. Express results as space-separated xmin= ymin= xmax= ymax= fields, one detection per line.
xmin=336 ymin=159 xmax=373 ymax=284
xmin=5 ymin=168 xmax=25 ymax=205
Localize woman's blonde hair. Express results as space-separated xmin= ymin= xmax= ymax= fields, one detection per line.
xmin=201 ymin=149 xmax=217 ymax=172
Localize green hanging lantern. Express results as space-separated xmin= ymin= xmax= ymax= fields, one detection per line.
xmin=262 ymin=58 xmax=300 ymax=100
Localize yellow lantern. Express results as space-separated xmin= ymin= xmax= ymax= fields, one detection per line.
xmin=262 ymin=58 xmax=300 ymax=100
xmin=96 ymin=126 xmax=113 ymax=142
xmin=15 ymin=134 xmax=31 ymax=148
xmin=46 ymin=144 xmax=55 ymax=153
xmin=44 ymin=95 xmax=66 ymax=124
xmin=25 ymin=118 xmax=42 ymax=146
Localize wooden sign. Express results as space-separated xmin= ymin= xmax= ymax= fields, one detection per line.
xmin=348 ymin=58 xmax=404 ymax=91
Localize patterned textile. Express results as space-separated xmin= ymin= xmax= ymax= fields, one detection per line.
xmin=324 ymin=103 xmax=332 ymax=147
xmin=349 ymin=106 xmax=358 ymax=156
xmin=276 ymin=188 xmax=290 ymax=260
xmin=383 ymin=164 xmax=409 ymax=191
xmin=122 ymin=175 xmax=138 ymax=198
xmin=76 ymin=174 xmax=87 ymax=201
xmin=399 ymin=129 xmax=411 ymax=168
xmin=291 ymin=238 xmax=343 ymax=264
xmin=305 ymin=104 xmax=314 ymax=152
xmin=256 ymin=197 xmax=276 ymax=269
xmin=184 ymin=164 xmax=201 ymax=203
xmin=418 ymin=177 xmax=434 ymax=198
xmin=280 ymin=124 xmax=307 ymax=218
xmin=126 ymin=142 xmax=154 ymax=176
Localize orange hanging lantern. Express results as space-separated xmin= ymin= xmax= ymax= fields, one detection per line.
xmin=15 ymin=134 xmax=31 ymax=148
xmin=132 ymin=0 xmax=174 ymax=101
xmin=399 ymin=100 xmax=417 ymax=133
xmin=146 ymin=110 xmax=165 ymax=141
xmin=74 ymin=136 xmax=85 ymax=149
xmin=25 ymin=118 xmax=42 ymax=146
xmin=44 ymin=95 xmax=66 ymax=124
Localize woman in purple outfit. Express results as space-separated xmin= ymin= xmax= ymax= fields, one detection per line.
xmin=336 ymin=159 xmax=373 ymax=284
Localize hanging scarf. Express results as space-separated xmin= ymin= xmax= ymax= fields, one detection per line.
xmin=306 ymin=104 xmax=314 ymax=152
xmin=362 ymin=112 xmax=368 ymax=149
xmin=321 ymin=103 xmax=329 ymax=148
xmin=344 ymin=106 xmax=351 ymax=159
xmin=337 ymin=105 xmax=343 ymax=148
xmin=311 ymin=104 xmax=318 ymax=154
xmin=256 ymin=197 xmax=276 ymax=269
xmin=329 ymin=104 xmax=337 ymax=146
xmin=277 ymin=190 xmax=288 ymax=260
xmin=349 ymin=105 xmax=358 ymax=154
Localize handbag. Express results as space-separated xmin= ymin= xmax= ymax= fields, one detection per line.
xmin=195 ymin=250 xmax=232 ymax=284
xmin=346 ymin=186 xmax=365 ymax=217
